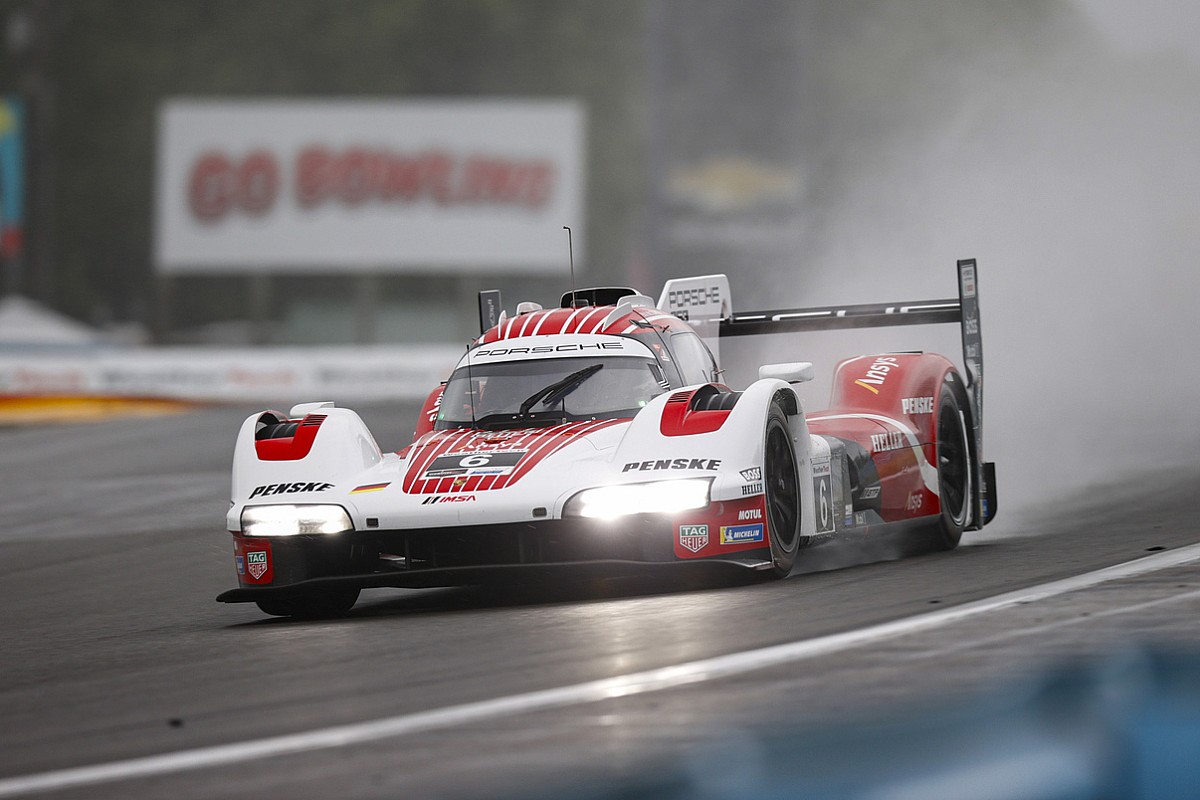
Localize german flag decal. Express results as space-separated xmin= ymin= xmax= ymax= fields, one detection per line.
xmin=350 ymin=482 xmax=391 ymax=494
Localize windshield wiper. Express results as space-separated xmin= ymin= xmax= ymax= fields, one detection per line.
xmin=517 ymin=364 xmax=604 ymax=416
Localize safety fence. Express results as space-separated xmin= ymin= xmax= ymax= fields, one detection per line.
xmin=0 ymin=345 xmax=462 ymax=403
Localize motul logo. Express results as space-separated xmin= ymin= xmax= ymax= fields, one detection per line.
xmin=737 ymin=508 xmax=762 ymax=521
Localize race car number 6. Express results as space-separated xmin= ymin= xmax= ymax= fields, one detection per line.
xmin=459 ymin=454 xmax=491 ymax=468
xmin=814 ymin=474 xmax=835 ymax=534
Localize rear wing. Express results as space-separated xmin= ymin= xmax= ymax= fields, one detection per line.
xmin=721 ymin=260 xmax=983 ymax=402
xmin=668 ymin=259 xmax=993 ymax=528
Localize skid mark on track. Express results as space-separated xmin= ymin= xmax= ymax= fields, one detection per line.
xmin=2 ymin=543 xmax=1199 ymax=798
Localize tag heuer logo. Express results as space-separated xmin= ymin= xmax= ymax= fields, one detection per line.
xmin=678 ymin=524 xmax=709 ymax=553
xmin=246 ymin=550 xmax=268 ymax=580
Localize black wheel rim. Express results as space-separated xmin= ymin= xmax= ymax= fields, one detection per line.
xmin=765 ymin=422 xmax=800 ymax=552
xmin=937 ymin=400 xmax=969 ymax=525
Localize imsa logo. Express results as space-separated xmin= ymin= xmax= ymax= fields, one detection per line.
xmin=421 ymin=495 xmax=477 ymax=504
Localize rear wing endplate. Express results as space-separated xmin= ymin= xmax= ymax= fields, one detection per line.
xmin=718 ymin=259 xmax=994 ymax=528
xmin=478 ymin=289 xmax=503 ymax=334
xmin=656 ymin=274 xmax=732 ymax=367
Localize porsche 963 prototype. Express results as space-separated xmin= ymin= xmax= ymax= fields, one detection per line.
xmin=218 ymin=260 xmax=997 ymax=617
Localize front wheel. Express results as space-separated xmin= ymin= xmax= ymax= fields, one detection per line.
xmin=763 ymin=403 xmax=801 ymax=576
xmin=255 ymin=586 xmax=361 ymax=619
xmin=931 ymin=383 xmax=972 ymax=551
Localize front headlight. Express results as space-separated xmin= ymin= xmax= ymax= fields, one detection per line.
xmin=563 ymin=478 xmax=712 ymax=520
xmin=240 ymin=504 xmax=354 ymax=537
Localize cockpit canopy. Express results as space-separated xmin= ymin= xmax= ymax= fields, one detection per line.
xmin=435 ymin=355 xmax=669 ymax=431
xmin=436 ymin=337 xmax=672 ymax=431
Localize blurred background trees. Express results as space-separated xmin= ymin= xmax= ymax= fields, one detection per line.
xmin=0 ymin=0 xmax=1109 ymax=344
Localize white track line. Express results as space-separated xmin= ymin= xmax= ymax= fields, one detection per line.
xmin=900 ymin=585 xmax=1200 ymax=661
xmin=3 ymin=543 xmax=1199 ymax=798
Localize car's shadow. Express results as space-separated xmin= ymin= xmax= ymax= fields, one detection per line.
xmin=227 ymin=568 xmax=769 ymax=626
xmin=232 ymin=528 xmax=977 ymax=625
xmin=347 ymin=568 xmax=770 ymax=619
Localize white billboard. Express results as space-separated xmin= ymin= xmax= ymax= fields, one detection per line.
xmin=155 ymin=100 xmax=585 ymax=273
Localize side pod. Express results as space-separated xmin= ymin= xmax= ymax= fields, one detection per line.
xmin=718 ymin=259 xmax=997 ymax=529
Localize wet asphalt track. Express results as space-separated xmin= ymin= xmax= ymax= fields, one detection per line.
xmin=1 ymin=404 xmax=1198 ymax=799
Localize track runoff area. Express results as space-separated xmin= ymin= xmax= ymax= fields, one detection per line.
xmin=2 ymin=543 xmax=1198 ymax=798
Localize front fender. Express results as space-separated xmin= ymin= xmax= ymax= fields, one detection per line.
xmin=227 ymin=407 xmax=383 ymax=530
xmin=737 ymin=379 xmax=818 ymax=569
xmin=611 ymin=380 xmax=816 ymax=572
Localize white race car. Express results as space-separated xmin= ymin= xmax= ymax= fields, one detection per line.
xmin=219 ymin=261 xmax=996 ymax=617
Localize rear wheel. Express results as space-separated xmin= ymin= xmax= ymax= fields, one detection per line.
xmin=255 ymin=587 xmax=360 ymax=619
xmin=764 ymin=403 xmax=800 ymax=576
xmin=931 ymin=383 xmax=972 ymax=551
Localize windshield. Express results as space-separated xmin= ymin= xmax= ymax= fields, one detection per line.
xmin=435 ymin=356 xmax=669 ymax=430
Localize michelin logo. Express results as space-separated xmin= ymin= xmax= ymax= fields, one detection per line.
xmin=720 ymin=523 xmax=764 ymax=545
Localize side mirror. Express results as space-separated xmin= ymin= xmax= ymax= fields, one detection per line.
xmin=290 ymin=401 xmax=335 ymax=418
xmin=759 ymin=362 xmax=815 ymax=384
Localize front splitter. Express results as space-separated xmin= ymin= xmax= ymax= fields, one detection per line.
xmin=216 ymin=557 xmax=774 ymax=602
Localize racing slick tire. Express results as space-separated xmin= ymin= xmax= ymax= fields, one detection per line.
xmin=255 ymin=587 xmax=361 ymax=619
xmin=930 ymin=381 xmax=972 ymax=551
xmin=764 ymin=402 xmax=801 ymax=576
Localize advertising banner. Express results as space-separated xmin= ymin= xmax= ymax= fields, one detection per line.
xmin=0 ymin=345 xmax=462 ymax=402
xmin=155 ymin=100 xmax=585 ymax=274
xmin=0 ymin=96 xmax=23 ymax=262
